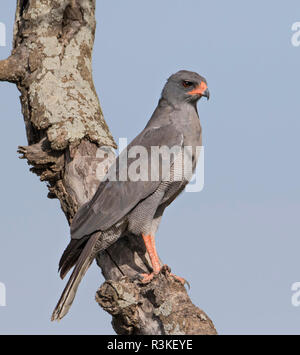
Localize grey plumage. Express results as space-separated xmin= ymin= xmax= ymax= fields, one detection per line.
xmin=51 ymin=70 xmax=209 ymax=321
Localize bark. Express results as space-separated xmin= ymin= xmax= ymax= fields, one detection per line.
xmin=96 ymin=265 xmax=216 ymax=335
xmin=2 ymin=0 xmax=217 ymax=335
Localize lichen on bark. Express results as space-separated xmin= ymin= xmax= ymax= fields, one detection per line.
xmin=15 ymin=0 xmax=116 ymax=151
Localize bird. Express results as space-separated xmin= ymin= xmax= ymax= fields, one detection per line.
xmin=51 ymin=70 xmax=210 ymax=321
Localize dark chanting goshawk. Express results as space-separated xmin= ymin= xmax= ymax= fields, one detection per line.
xmin=51 ymin=70 xmax=210 ymax=321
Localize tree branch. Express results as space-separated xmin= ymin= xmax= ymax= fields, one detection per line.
xmin=96 ymin=266 xmax=217 ymax=335
xmin=2 ymin=0 xmax=217 ymax=335
xmin=0 ymin=55 xmax=26 ymax=82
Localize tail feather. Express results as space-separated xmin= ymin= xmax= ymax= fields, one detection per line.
xmin=51 ymin=232 xmax=101 ymax=321
xmin=59 ymin=236 xmax=90 ymax=279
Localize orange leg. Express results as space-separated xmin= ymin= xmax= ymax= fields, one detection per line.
xmin=140 ymin=234 xmax=187 ymax=286
xmin=142 ymin=235 xmax=161 ymax=272
xmin=140 ymin=235 xmax=161 ymax=283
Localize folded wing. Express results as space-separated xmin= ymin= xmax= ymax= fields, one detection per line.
xmin=71 ymin=124 xmax=184 ymax=240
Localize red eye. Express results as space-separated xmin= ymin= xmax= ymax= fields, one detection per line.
xmin=182 ymin=80 xmax=193 ymax=88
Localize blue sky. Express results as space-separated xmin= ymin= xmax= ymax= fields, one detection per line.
xmin=0 ymin=0 xmax=300 ymax=334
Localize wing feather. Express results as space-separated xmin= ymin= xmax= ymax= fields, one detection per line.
xmin=71 ymin=124 xmax=184 ymax=240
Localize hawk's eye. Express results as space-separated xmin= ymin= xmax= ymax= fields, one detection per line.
xmin=182 ymin=80 xmax=193 ymax=88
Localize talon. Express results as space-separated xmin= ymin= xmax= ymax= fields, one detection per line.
xmin=170 ymin=273 xmax=190 ymax=289
xmin=140 ymin=272 xmax=155 ymax=283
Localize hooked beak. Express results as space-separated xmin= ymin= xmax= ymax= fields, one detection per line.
xmin=202 ymin=88 xmax=210 ymax=100
xmin=188 ymin=82 xmax=210 ymax=100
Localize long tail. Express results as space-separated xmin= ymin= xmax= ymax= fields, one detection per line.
xmin=51 ymin=232 xmax=101 ymax=321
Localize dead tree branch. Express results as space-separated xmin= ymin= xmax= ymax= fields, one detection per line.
xmin=0 ymin=52 xmax=26 ymax=82
xmin=2 ymin=0 xmax=217 ymax=335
